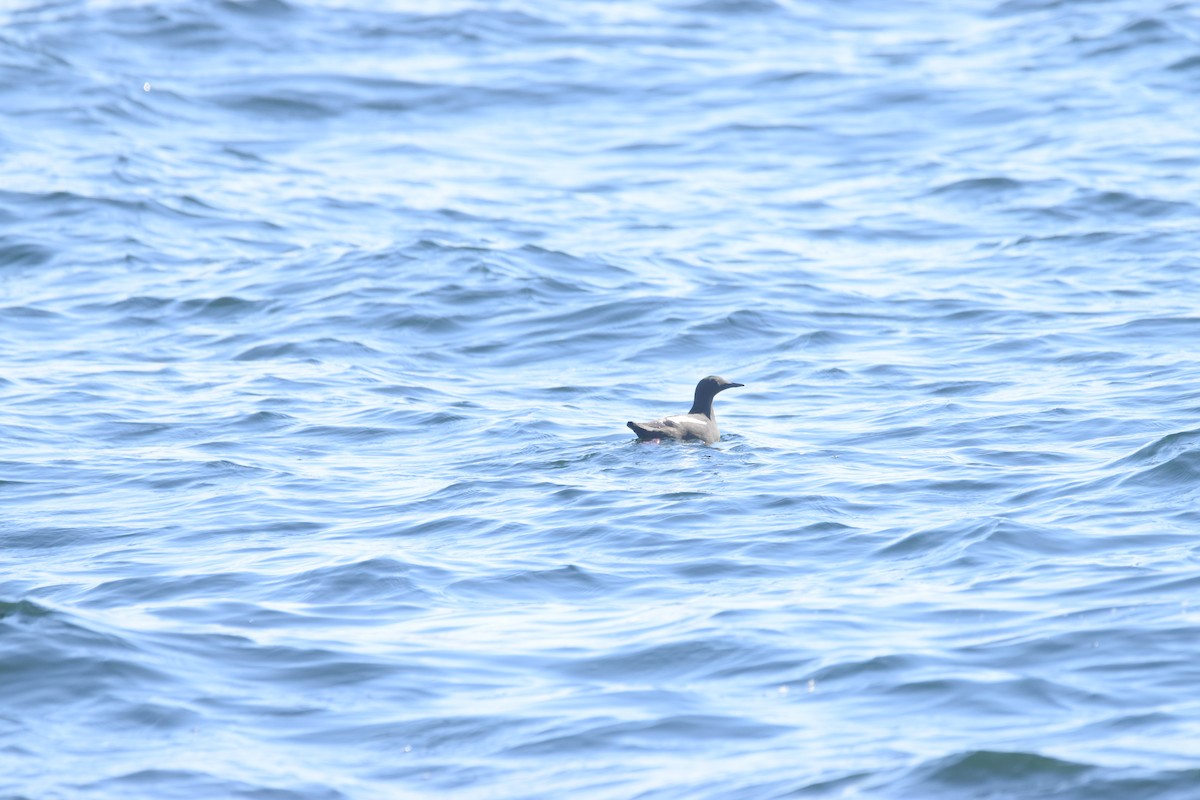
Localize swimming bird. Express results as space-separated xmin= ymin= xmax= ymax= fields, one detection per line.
xmin=627 ymin=375 xmax=743 ymax=444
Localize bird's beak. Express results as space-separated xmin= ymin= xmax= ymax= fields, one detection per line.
xmin=728 ymin=382 xmax=744 ymax=388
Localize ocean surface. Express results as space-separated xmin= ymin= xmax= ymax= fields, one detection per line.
xmin=4 ymin=0 xmax=1200 ymax=797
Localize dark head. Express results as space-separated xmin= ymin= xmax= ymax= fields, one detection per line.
xmin=689 ymin=375 xmax=744 ymax=416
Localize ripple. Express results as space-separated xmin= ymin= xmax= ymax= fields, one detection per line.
xmin=899 ymin=750 xmax=1092 ymax=794
xmin=0 ymin=241 xmax=53 ymax=268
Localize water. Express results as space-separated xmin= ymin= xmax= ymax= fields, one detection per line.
xmin=4 ymin=0 xmax=1200 ymax=797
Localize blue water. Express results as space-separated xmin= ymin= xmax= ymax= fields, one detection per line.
xmin=4 ymin=0 xmax=1200 ymax=797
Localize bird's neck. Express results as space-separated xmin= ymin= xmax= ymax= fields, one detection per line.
xmin=689 ymin=394 xmax=715 ymax=418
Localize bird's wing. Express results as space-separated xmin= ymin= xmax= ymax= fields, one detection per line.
xmin=628 ymin=414 xmax=709 ymax=441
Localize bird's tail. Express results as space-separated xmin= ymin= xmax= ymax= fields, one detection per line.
xmin=627 ymin=421 xmax=656 ymax=440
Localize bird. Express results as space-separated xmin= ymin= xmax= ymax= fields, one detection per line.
xmin=627 ymin=375 xmax=743 ymax=444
